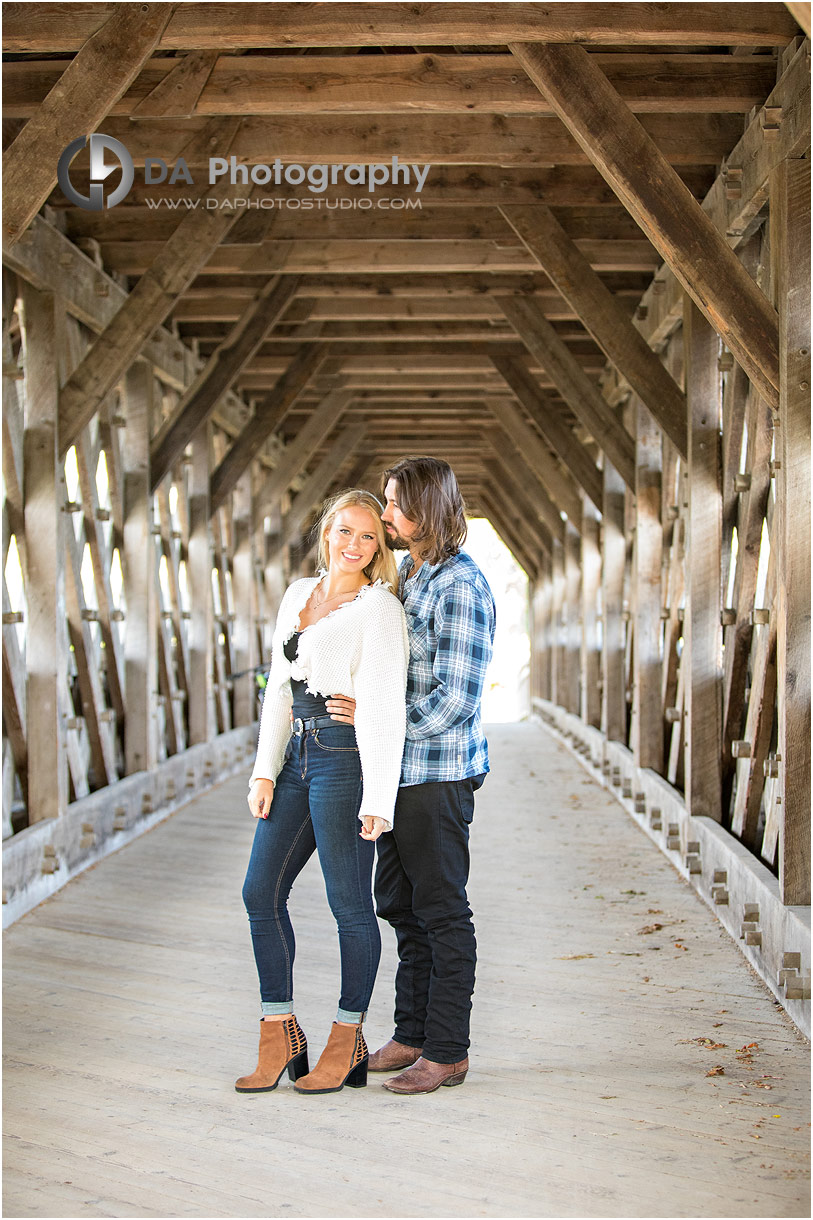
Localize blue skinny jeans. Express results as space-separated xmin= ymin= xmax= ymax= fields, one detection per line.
xmin=242 ymin=724 xmax=380 ymax=1023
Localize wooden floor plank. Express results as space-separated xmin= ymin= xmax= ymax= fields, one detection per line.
xmin=4 ymin=723 xmax=809 ymax=1219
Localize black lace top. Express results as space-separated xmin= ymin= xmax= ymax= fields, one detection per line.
xmin=283 ymin=631 xmax=329 ymax=719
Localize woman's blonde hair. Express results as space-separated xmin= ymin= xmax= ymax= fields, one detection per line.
xmin=315 ymin=489 xmax=399 ymax=590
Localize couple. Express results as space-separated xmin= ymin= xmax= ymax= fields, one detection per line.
xmin=237 ymin=456 xmax=495 ymax=1097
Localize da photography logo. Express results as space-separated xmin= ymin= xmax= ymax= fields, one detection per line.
xmin=57 ymin=132 xmax=431 ymax=209
xmin=58 ymin=133 xmax=134 ymax=211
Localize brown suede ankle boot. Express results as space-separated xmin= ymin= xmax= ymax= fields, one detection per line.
xmin=293 ymin=1022 xmax=367 ymax=1095
xmin=235 ymin=1016 xmax=309 ymax=1093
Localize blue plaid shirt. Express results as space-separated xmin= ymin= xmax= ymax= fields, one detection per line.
xmin=397 ymin=550 xmax=496 ymax=786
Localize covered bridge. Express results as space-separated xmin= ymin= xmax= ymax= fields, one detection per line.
xmin=2 ymin=3 xmax=811 ymax=1215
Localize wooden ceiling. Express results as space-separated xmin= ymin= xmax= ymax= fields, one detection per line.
xmin=2 ymin=2 xmax=805 ymax=563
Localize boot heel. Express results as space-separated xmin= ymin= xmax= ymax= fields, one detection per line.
xmin=345 ymin=1056 xmax=368 ymax=1088
xmin=441 ymin=1070 xmax=468 ymax=1087
xmin=288 ymin=1048 xmax=309 ymax=1081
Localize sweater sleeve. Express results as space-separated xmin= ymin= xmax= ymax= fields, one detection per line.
xmin=249 ymin=583 xmax=301 ymax=787
xmin=352 ymin=591 xmax=409 ymax=829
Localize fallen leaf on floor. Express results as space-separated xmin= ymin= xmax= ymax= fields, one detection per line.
xmin=599 ymin=1095 xmax=617 ymax=1100
xmin=647 ymin=908 xmax=664 ymax=915
xmin=737 ymin=1043 xmax=760 ymax=1053
xmin=638 ymin=923 xmax=663 ymax=934
xmin=679 ymin=1037 xmax=728 ymax=1049
xmin=706 ymin=1065 xmax=725 ymax=1077
xmin=712 ymin=1022 xmax=724 ymax=1027
xmin=754 ymin=1082 xmax=773 ymax=1089
xmin=556 ymin=953 xmax=596 ymax=960
xmin=642 ymin=976 xmax=651 ymax=982
xmin=674 ymin=942 xmax=689 ymax=951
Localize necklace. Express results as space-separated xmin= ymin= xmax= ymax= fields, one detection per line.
xmin=314 ymin=584 xmax=364 ymax=610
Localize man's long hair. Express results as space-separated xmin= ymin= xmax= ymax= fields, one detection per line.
xmin=382 ymin=456 xmax=467 ymax=565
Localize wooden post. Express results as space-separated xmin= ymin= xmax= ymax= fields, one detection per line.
xmin=563 ymin=522 xmax=581 ymax=715
xmin=122 ymin=363 xmax=158 ymax=774
xmin=631 ymin=398 xmax=664 ymax=771
xmin=683 ymin=297 xmax=723 ymax=820
xmin=601 ymin=460 xmax=627 ymax=743
xmin=231 ymin=470 xmax=258 ymax=728
xmin=550 ymin=536 xmax=565 ymax=709
xmin=20 ymin=283 xmax=67 ymax=819
xmin=187 ymin=423 xmax=215 ymax=745
xmin=580 ymin=498 xmax=601 ymax=728
xmin=771 ymin=155 xmax=811 ymax=905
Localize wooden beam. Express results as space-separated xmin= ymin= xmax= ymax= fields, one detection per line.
xmin=231 ymin=472 xmax=258 ymax=728
xmin=19 ymin=283 xmax=68 ymax=820
xmin=497 ymin=295 xmax=636 ymax=488
xmin=2 ymin=3 xmax=173 ymax=246
xmin=131 ymin=49 xmax=217 ymax=118
xmin=121 ymin=363 xmax=158 ymax=773
xmin=3 ymin=53 xmax=778 ymax=118
xmin=785 ymin=2 xmax=812 ymax=35
xmin=252 ymin=386 xmax=352 ymax=527
xmin=57 ymin=169 xmax=251 ymax=456
xmin=491 ymin=356 xmax=603 ymax=510
xmin=275 ymin=423 xmax=367 ymax=551
xmin=86 ymin=112 xmax=743 ymax=168
xmin=4 ymin=5 xmax=798 ymax=51
xmin=601 ymin=459 xmax=628 ymax=743
xmin=50 ymin=166 xmax=711 ymax=210
xmin=209 ymin=343 xmax=328 ymax=513
xmin=483 ymin=397 xmax=583 ymax=527
xmin=510 ymin=43 xmax=780 ymax=408
xmin=630 ymin=399 xmax=664 ymax=772
xmin=479 ymin=482 xmax=540 ymax=580
xmin=150 ymin=276 xmax=299 ymax=490
xmin=95 ymin=238 xmax=658 ymax=279
xmin=485 ymin=442 xmax=563 ymax=545
xmin=771 ymin=154 xmax=811 ymax=905
xmin=580 ymin=498 xmax=601 ymax=729
xmin=621 ymin=41 xmax=810 ymax=356
xmin=500 ymin=204 xmax=688 ymax=456
xmin=187 ymin=423 xmax=215 ymax=745
xmin=66 ymin=205 xmax=648 ymax=246
xmin=482 ymin=459 xmax=553 ymax=557
xmin=683 ymin=297 xmax=723 ymax=821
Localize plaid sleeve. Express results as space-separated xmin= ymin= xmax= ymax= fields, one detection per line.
xmin=405 ymin=581 xmax=493 ymax=740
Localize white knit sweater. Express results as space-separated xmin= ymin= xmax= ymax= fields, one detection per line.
xmin=250 ymin=576 xmax=409 ymax=829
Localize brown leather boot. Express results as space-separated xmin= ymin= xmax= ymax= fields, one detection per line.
xmin=383 ymin=1055 xmax=469 ymax=1094
xmin=235 ymin=1016 xmax=309 ymax=1093
xmin=368 ymin=1038 xmax=423 ymax=1072
xmin=293 ymin=1022 xmax=368 ymax=1094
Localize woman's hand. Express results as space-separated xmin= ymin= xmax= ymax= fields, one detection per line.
xmin=326 ymin=695 xmax=356 ymax=725
xmin=360 ymin=816 xmax=388 ymax=841
xmin=248 ymin=779 xmax=274 ymax=820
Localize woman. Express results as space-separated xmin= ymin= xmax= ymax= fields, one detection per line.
xmin=237 ymin=489 xmax=408 ymax=1097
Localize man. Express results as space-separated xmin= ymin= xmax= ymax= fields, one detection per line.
xmin=329 ymin=455 xmax=495 ymax=1094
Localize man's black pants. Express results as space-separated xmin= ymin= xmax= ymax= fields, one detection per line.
xmin=374 ymin=775 xmax=484 ymax=1064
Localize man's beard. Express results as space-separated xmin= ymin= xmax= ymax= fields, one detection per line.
xmin=383 ymin=525 xmax=410 ymax=551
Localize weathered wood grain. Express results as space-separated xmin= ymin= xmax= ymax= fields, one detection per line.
xmin=150 ymin=276 xmax=300 ymax=489
xmin=511 ymin=42 xmax=781 ymax=409
xmin=683 ymin=299 xmax=723 ymax=821
xmin=58 ymin=170 xmax=252 ymax=455
xmin=771 ymin=155 xmax=811 ymax=905
xmin=2 ymin=3 xmax=172 ymax=245
xmin=501 ymin=204 xmax=688 ymax=456
xmin=2 ymin=4 xmax=799 ymax=51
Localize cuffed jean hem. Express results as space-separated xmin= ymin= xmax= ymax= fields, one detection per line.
xmin=336 ymin=1006 xmax=366 ymax=1024
xmin=261 ymin=1000 xmax=294 ymax=1016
